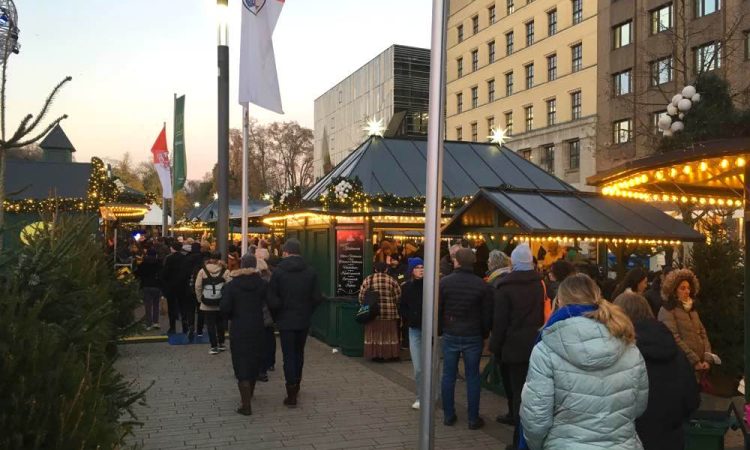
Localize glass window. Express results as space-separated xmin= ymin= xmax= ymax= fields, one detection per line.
xmin=542 ymin=145 xmax=555 ymax=173
xmin=572 ymin=44 xmax=583 ymax=72
xmin=488 ymin=79 xmax=496 ymax=102
xmin=651 ymin=4 xmax=673 ymax=34
xmin=458 ymin=24 xmax=464 ymax=42
xmin=506 ymin=32 xmax=514 ymax=55
xmin=521 ymin=149 xmax=532 ymax=160
xmin=695 ymin=42 xmax=721 ymax=72
xmin=471 ymin=86 xmax=479 ymax=108
xmin=472 ymin=49 xmax=479 ymax=71
xmin=547 ymin=98 xmax=557 ymax=126
xmin=456 ymin=126 xmax=463 ymax=141
xmin=488 ymin=40 xmax=496 ymax=63
xmin=526 ymin=21 xmax=535 ymax=46
xmin=547 ymin=54 xmax=557 ymax=81
xmin=572 ymin=0 xmax=583 ymax=24
xmin=525 ymin=106 xmax=534 ymax=131
xmin=571 ymin=91 xmax=582 ymax=119
xmin=457 ymin=57 xmax=463 ymax=78
xmin=457 ymin=93 xmax=463 ymax=113
xmin=569 ymin=139 xmax=580 ymax=170
xmin=653 ymin=111 xmax=668 ymax=133
xmin=613 ymin=70 xmax=632 ymax=95
xmin=489 ymin=5 xmax=497 ymax=24
xmin=471 ymin=122 xmax=478 ymax=141
xmin=505 ymin=72 xmax=514 ymax=96
xmin=507 ymin=0 xmax=515 ymax=15
xmin=505 ymin=111 xmax=514 ymax=135
xmin=548 ymin=9 xmax=558 ymax=36
xmin=613 ymin=21 xmax=632 ymax=49
xmin=613 ymin=119 xmax=633 ymax=144
xmin=472 ymin=15 xmax=480 ymax=34
xmin=696 ymin=0 xmax=720 ymax=17
xmin=487 ymin=116 xmax=495 ymax=133
xmin=525 ymin=64 xmax=534 ymax=89
xmin=650 ymin=56 xmax=673 ymax=85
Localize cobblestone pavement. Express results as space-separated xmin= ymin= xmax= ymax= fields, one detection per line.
xmin=118 ymin=337 xmax=513 ymax=450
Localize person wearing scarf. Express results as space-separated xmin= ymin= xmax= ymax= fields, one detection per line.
xmin=519 ymin=274 xmax=648 ymax=450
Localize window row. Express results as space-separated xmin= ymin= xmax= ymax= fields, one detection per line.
xmin=517 ymin=140 xmax=582 ymax=172
xmin=457 ymin=42 xmax=582 ymax=80
xmin=612 ymin=1 xmax=721 ymax=46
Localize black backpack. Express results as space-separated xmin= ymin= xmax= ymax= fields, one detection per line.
xmin=200 ymin=266 xmax=227 ymax=307
xmin=355 ymin=287 xmax=380 ymax=324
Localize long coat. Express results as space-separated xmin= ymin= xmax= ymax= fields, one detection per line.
xmin=658 ymin=305 xmax=712 ymax=366
xmin=220 ymin=269 xmax=268 ymax=381
xmin=520 ymin=316 xmax=649 ymax=450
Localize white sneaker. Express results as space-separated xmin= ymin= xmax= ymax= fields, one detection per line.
xmin=152 ymin=323 xmax=160 ymax=329
xmin=209 ymin=348 xmax=220 ymax=355
xmin=411 ymin=400 xmax=420 ymax=410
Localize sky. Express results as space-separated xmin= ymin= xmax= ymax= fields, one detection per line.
xmin=9 ymin=0 xmax=433 ymax=181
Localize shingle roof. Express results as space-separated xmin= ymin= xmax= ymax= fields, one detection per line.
xmin=5 ymin=159 xmax=91 ymax=200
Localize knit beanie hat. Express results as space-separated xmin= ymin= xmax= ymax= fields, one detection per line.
xmin=241 ymin=254 xmax=257 ymax=269
xmin=454 ymin=248 xmax=476 ymax=268
xmin=283 ymin=238 xmax=302 ymax=255
xmin=511 ymin=244 xmax=534 ymax=271
xmin=407 ymin=257 xmax=424 ymax=275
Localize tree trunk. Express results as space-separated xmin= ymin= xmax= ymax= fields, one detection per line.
xmin=0 ymin=148 xmax=5 ymax=251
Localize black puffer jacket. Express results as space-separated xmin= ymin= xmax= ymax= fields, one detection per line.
xmin=490 ymin=269 xmax=544 ymax=363
xmin=135 ymin=255 xmax=161 ymax=289
xmin=399 ymin=278 xmax=424 ymax=329
xmin=644 ymin=282 xmax=663 ymax=317
xmin=181 ymin=250 xmax=206 ymax=297
xmin=438 ymin=268 xmax=493 ymax=338
xmin=634 ymin=318 xmax=700 ymax=450
xmin=160 ymin=251 xmax=186 ymax=295
xmin=268 ymin=255 xmax=322 ymax=330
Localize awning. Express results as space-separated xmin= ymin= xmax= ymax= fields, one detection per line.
xmin=443 ymin=188 xmax=704 ymax=243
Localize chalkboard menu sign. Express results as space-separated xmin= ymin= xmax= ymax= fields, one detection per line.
xmin=336 ymin=229 xmax=365 ymax=296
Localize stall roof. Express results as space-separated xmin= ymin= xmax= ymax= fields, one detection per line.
xmin=5 ymin=159 xmax=92 ymax=200
xmin=193 ymin=199 xmax=271 ymax=222
xmin=304 ymin=136 xmax=575 ymax=200
xmin=443 ymin=188 xmax=704 ymax=242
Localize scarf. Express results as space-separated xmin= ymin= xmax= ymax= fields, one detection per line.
xmin=518 ymin=303 xmax=599 ymax=450
xmin=681 ymin=298 xmax=694 ymax=312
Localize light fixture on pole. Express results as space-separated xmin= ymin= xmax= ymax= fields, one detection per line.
xmin=217 ymin=0 xmax=229 ymax=261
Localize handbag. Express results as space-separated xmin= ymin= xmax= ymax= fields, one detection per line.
xmin=355 ymin=288 xmax=380 ymax=324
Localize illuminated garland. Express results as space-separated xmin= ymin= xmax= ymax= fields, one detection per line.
xmin=3 ymin=157 xmax=155 ymax=214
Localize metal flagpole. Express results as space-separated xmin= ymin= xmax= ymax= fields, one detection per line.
xmin=419 ymin=0 xmax=448 ymax=448
xmin=170 ymin=93 xmax=176 ymax=237
xmin=241 ymin=106 xmax=249 ymax=255
xmin=162 ymin=120 xmax=169 ymax=238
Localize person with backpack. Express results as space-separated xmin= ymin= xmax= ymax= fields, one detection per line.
xmin=359 ymin=261 xmax=402 ymax=361
xmin=181 ymin=242 xmax=205 ymax=340
xmin=195 ymin=252 xmax=231 ymax=355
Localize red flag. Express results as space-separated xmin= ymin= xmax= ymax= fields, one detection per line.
xmin=150 ymin=126 xmax=173 ymax=199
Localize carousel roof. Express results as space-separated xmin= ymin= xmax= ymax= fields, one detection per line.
xmin=304 ymin=136 xmax=575 ymax=200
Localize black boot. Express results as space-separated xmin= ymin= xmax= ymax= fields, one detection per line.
xmin=237 ymin=381 xmax=253 ymax=415
xmin=283 ymin=383 xmax=299 ymax=407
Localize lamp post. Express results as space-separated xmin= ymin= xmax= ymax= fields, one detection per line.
xmin=217 ymin=0 xmax=229 ymax=261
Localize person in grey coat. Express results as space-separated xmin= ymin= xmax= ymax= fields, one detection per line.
xmin=520 ymin=273 xmax=648 ymax=450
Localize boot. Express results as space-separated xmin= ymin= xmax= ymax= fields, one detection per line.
xmin=236 ymin=381 xmax=253 ymax=416
xmin=283 ymin=383 xmax=299 ymax=407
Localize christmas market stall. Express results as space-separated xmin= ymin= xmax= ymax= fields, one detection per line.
xmin=179 ymin=197 xmax=272 ymax=242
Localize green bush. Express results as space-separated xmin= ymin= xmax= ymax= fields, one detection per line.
xmin=0 ymin=215 xmax=147 ymax=449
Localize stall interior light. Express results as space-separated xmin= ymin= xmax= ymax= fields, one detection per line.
xmin=487 ymin=235 xmax=682 ymax=246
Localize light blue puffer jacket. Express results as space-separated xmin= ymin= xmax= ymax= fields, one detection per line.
xmin=520 ymin=316 xmax=649 ymax=450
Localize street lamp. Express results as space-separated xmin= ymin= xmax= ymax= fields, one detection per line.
xmin=216 ymin=0 xmax=229 ymax=261
xmin=194 ymin=202 xmax=201 ymax=208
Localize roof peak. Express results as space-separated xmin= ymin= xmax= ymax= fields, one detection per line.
xmin=39 ymin=125 xmax=76 ymax=152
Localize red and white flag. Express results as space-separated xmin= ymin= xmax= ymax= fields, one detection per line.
xmin=150 ymin=126 xmax=173 ymax=199
xmin=238 ymin=0 xmax=285 ymax=113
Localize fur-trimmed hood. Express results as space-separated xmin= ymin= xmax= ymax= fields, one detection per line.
xmin=661 ymin=268 xmax=700 ymax=309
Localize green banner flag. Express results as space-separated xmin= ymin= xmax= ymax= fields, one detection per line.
xmin=173 ymin=95 xmax=186 ymax=191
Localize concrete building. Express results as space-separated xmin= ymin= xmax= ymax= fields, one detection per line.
xmin=446 ymin=0 xmax=599 ymax=190
xmin=595 ymin=0 xmax=750 ymax=172
xmin=313 ymin=45 xmax=430 ymax=179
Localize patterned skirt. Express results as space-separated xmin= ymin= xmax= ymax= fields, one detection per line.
xmin=364 ymin=319 xmax=400 ymax=360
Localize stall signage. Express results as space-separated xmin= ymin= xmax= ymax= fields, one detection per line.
xmin=336 ymin=229 xmax=364 ymax=296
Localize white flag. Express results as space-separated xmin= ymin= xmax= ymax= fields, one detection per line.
xmin=239 ymin=0 xmax=284 ymax=114
xmin=150 ymin=126 xmax=173 ymax=200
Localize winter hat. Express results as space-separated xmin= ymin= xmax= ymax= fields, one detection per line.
xmin=241 ymin=254 xmax=257 ymax=269
xmin=283 ymin=238 xmax=302 ymax=255
xmin=454 ymin=248 xmax=476 ymax=268
xmin=511 ymin=244 xmax=534 ymax=271
xmin=407 ymin=257 xmax=424 ymax=275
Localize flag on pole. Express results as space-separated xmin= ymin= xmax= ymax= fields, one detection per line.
xmin=238 ymin=0 xmax=285 ymax=113
xmin=173 ymin=95 xmax=187 ymax=191
xmin=151 ymin=126 xmax=173 ymax=199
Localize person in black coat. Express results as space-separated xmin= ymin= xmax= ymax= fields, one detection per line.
xmin=220 ymin=254 xmax=268 ymax=416
xmin=490 ymin=243 xmax=544 ymax=446
xmin=267 ymin=238 xmax=322 ymax=407
xmin=135 ymin=248 xmax=162 ymax=329
xmin=181 ymin=243 xmax=206 ymax=338
xmin=160 ymin=242 xmax=187 ymax=334
xmin=614 ymin=292 xmax=700 ymax=450
xmin=644 ymin=266 xmax=673 ymax=316
xmin=400 ymin=257 xmax=424 ymax=410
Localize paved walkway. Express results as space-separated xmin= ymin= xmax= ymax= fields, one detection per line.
xmin=118 ymin=337 xmax=513 ymax=450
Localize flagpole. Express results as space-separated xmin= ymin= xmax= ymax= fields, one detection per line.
xmin=241 ymin=105 xmax=249 ymax=255
xmin=170 ymin=93 xmax=176 ymax=237
xmin=419 ymin=0 xmax=448 ymax=448
xmin=161 ymin=121 xmax=169 ymax=238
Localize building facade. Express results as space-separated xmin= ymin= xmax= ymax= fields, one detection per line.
xmin=313 ymin=45 xmax=430 ymax=179
xmin=447 ymin=0 xmax=599 ymax=190
xmin=596 ymin=0 xmax=750 ymax=172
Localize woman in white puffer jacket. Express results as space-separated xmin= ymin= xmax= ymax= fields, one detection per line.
xmin=520 ymin=273 xmax=649 ymax=450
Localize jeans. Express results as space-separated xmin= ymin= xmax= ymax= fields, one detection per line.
xmin=142 ymin=287 xmax=161 ymax=325
xmin=441 ymin=334 xmax=483 ymax=424
xmin=204 ymin=311 xmax=226 ymax=348
xmin=279 ymin=329 xmax=308 ymax=385
xmin=261 ymin=327 xmax=276 ymax=373
xmin=409 ymin=328 xmax=443 ymax=402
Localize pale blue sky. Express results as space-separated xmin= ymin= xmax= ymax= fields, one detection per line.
xmin=10 ymin=0 xmax=432 ymax=179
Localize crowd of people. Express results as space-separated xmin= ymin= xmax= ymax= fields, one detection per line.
xmin=131 ymin=235 xmax=322 ymax=416
xmin=361 ymin=237 xmax=711 ymax=450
